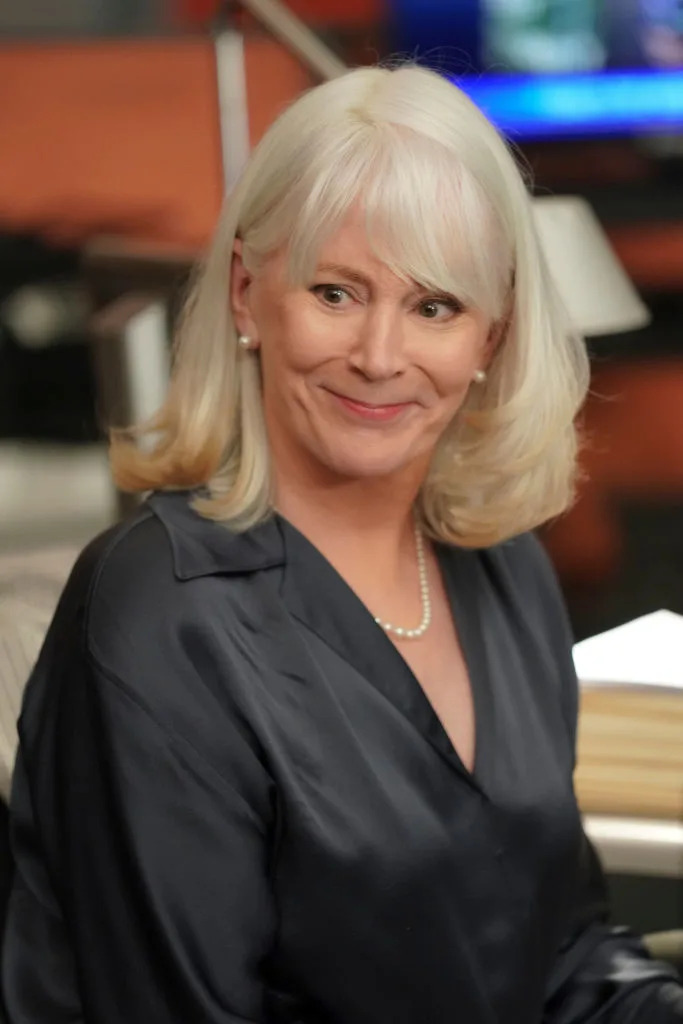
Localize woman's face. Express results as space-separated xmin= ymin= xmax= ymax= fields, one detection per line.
xmin=231 ymin=206 xmax=495 ymax=486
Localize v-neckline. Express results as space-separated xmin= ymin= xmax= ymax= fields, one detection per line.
xmin=437 ymin=542 xmax=495 ymax=790
xmin=277 ymin=515 xmax=494 ymax=798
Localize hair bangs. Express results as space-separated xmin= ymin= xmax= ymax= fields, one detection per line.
xmin=238 ymin=123 xmax=377 ymax=275
xmin=363 ymin=129 xmax=512 ymax=319
xmin=282 ymin=125 xmax=384 ymax=286
xmin=280 ymin=122 xmax=512 ymax=320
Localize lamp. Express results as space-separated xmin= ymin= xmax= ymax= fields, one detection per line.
xmin=532 ymin=194 xmax=651 ymax=336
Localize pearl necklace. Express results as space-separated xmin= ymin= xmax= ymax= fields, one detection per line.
xmin=374 ymin=521 xmax=431 ymax=640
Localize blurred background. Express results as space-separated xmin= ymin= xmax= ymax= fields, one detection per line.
xmin=0 ymin=0 xmax=682 ymax=946
xmin=2 ymin=0 xmax=683 ymax=635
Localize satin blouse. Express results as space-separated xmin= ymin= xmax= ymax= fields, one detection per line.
xmin=2 ymin=491 xmax=681 ymax=1023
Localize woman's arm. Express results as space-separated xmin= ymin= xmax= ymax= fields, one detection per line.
xmin=516 ymin=534 xmax=683 ymax=1022
xmin=3 ymin=614 xmax=277 ymax=1022
xmin=543 ymin=832 xmax=682 ymax=1022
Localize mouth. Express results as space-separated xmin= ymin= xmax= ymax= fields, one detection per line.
xmin=323 ymin=388 xmax=416 ymax=423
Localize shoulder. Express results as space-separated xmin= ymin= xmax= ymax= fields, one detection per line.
xmin=39 ymin=504 xmax=181 ymax=674
xmin=481 ymin=530 xmax=580 ymax=740
xmin=43 ymin=494 xmax=239 ymax=690
xmin=86 ymin=506 xmax=180 ymax=625
xmin=483 ymin=530 xmax=565 ymax=610
xmin=46 ymin=490 xmax=286 ymax=713
xmin=17 ymin=507 xmax=176 ymax=742
xmin=21 ymin=495 xmax=267 ymax=757
xmin=442 ymin=529 xmax=575 ymax=657
xmin=479 ymin=529 xmax=576 ymax=648
xmin=20 ymin=504 xmax=275 ymax=825
xmin=64 ymin=502 xmax=176 ymax=618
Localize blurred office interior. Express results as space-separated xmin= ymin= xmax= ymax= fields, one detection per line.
xmin=0 ymin=0 xmax=682 ymax=948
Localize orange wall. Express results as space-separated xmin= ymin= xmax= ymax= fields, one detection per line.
xmin=0 ymin=38 xmax=313 ymax=249
xmin=176 ymin=0 xmax=382 ymax=27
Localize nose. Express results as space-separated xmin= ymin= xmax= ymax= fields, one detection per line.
xmin=347 ymin=304 xmax=408 ymax=381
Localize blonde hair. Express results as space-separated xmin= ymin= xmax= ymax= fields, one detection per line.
xmin=111 ymin=63 xmax=589 ymax=547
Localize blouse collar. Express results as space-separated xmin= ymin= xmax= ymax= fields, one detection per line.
xmin=146 ymin=490 xmax=490 ymax=795
xmin=147 ymin=490 xmax=286 ymax=579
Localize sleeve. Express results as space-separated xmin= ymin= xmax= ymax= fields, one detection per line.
xmin=543 ymin=833 xmax=683 ymax=1023
xmin=526 ymin=534 xmax=683 ymax=1023
xmin=3 ymin=634 xmax=278 ymax=1023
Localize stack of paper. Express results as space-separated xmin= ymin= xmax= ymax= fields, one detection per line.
xmin=573 ymin=610 xmax=683 ymax=691
xmin=572 ymin=610 xmax=683 ymax=821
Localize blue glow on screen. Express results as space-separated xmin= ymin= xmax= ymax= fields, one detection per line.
xmin=455 ymin=70 xmax=683 ymax=139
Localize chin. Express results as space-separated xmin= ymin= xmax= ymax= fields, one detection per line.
xmin=314 ymin=442 xmax=419 ymax=481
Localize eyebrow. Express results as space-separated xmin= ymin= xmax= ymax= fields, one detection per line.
xmin=315 ymin=263 xmax=434 ymax=296
xmin=316 ymin=263 xmax=374 ymax=287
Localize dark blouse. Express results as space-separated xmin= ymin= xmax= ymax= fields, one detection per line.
xmin=2 ymin=491 xmax=681 ymax=1023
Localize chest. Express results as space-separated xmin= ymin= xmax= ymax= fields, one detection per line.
xmin=263 ymin=620 xmax=581 ymax=1024
xmin=215 ymin=570 xmax=584 ymax=1022
xmin=392 ymin=575 xmax=477 ymax=772
xmin=396 ymin=614 xmax=476 ymax=773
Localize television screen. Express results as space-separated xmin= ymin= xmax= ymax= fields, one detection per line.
xmin=389 ymin=0 xmax=683 ymax=139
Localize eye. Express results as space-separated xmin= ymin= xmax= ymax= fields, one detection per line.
xmin=311 ymin=284 xmax=353 ymax=308
xmin=417 ymin=297 xmax=463 ymax=321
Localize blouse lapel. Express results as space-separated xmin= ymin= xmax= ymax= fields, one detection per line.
xmin=150 ymin=492 xmax=493 ymax=799
xmin=278 ymin=516 xmax=488 ymax=797
xmin=437 ymin=543 xmax=499 ymax=798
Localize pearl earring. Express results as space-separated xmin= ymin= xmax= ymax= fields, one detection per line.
xmin=238 ymin=334 xmax=252 ymax=349
xmin=473 ymin=369 xmax=487 ymax=384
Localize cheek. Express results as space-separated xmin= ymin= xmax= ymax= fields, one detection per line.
xmin=261 ymin=303 xmax=348 ymax=380
xmin=425 ymin=355 xmax=476 ymax=408
xmin=425 ymin=324 xmax=490 ymax=404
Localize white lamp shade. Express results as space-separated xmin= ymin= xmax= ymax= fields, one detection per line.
xmin=532 ymin=195 xmax=651 ymax=337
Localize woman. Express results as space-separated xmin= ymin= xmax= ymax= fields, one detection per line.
xmin=3 ymin=65 xmax=681 ymax=1023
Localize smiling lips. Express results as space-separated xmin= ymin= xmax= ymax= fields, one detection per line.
xmin=326 ymin=388 xmax=415 ymax=423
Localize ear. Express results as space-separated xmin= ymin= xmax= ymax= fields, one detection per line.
xmin=230 ymin=240 xmax=259 ymax=345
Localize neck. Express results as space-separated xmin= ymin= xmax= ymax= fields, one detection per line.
xmin=269 ymin=440 xmax=437 ymax=634
xmin=276 ymin=478 xmax=417 ymax=540
xmin=271 ymin=458 xmax=427 ymax=573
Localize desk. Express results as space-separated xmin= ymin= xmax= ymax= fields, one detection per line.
xmin=577 ymin=688 xmax=683 ymax=880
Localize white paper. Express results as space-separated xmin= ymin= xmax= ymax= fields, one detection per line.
xmin=572 ymin=609 xmax=683 ymax=690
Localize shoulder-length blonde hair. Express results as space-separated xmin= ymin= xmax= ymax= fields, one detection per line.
xmin=111 ymin=63 xmax=589 ymax=548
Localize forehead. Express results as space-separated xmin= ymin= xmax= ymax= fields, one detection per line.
xmin=258 ymin=144 xmax=512 ymax=319
xmin=261 ymin=207 xmax=440 ymax=302
xmin=314 ymin=206 xmax=413 ymax=284
xmin=317 ymin=203 xmax=373 ymax=256
xmin=265 ymin=204 xmax=395 ymax=281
